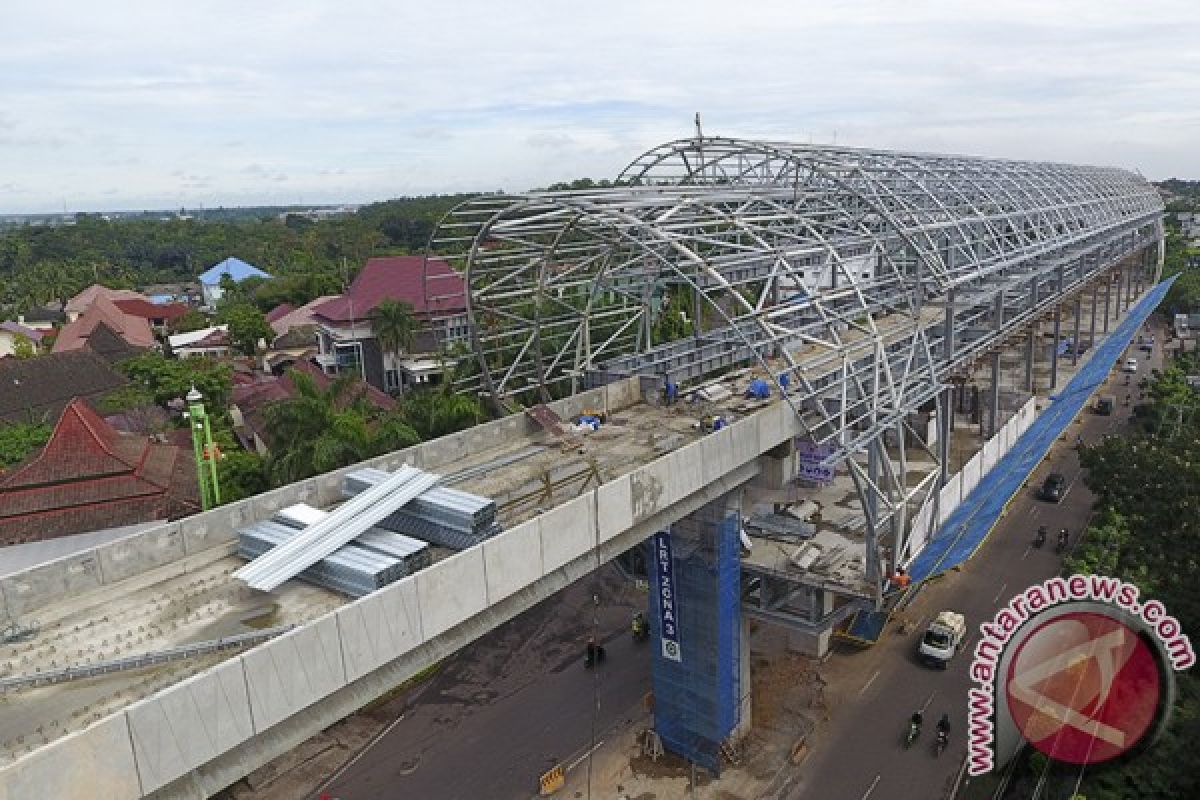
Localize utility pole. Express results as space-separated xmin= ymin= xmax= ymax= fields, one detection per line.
xmin=187 ymin=386 xmax=221 ymax=509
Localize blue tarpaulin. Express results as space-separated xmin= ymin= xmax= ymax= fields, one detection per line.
xmin=906 ymin=277 xmax=1175 ymax=585
xmin=745 ymin=379 xmax=770 ymax=399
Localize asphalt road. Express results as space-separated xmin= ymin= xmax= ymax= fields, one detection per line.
xmin=318 ymin=569 xmax=650 ymax=800
xmin=786 ymin=328 xmax=1162 ymax=800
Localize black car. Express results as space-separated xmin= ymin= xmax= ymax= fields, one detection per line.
xmin=1039 ymin=473 xmax=1067 ymax=502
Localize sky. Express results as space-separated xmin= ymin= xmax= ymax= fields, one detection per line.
xmin=1 ymin=0 xmax=1198 ymax=213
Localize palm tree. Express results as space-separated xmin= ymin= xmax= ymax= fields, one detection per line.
xmin=262 ymin=369 xmax=419 ymax=484
xmin=372 ymin=299 xmax=417 ymax=390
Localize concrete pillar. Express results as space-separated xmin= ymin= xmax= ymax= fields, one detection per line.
xmin=990 ymin=350 xmax=1001 ymax=437
xmin=1050 ymin=310 xmax=1061 ymax=390
xmin=937 ymin=389 xmax=952 ymax=485
xmin=1103 ymin=276 xmax=1112 ymax=334
xmin=1089 ymin=286 xmax=1099 ymax=351
xmin=1024 ymin=327 xmax=1035 ymax=394
xmin=1126 ymin=263 xmax=1134 ymax=308
xmin=789 ymin=589 xmax=835 ymax=658
xmin=1072 ymin=295 xmax=1082 ymax=367
xmin=734 ymin=616 xmax=753 ymax=737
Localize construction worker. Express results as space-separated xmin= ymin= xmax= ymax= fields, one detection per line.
xmin=889 ymin=567 xmax=912 ymax=590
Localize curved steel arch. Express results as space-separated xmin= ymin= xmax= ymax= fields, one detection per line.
xmin=428 ymin=136 xmax=1161 ymax=413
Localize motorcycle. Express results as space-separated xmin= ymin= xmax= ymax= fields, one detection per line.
xmin=935 ymin=729 xmax=948 ymax=758
xmin=631 ymin=613 xmax=649 ymax=643
xmin=1034 ymin=526 xmax=1047 ymax=549
xmin=584 ymin=638 xmax=606 ymax=668
xmin=1056 ymin=529 xmax=1070 ymax=554
xmin=904 ymin=718 xmax=922 ymax=749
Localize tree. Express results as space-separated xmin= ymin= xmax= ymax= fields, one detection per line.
xmin=372 ymin=298 xmax=418 ymax=382
xmin=11 ymin=333 xmax=37 ymax=359
xmin=0 ymin=421 xmax=52 ymax=468
xmin=217 ymin=302 xmax=274 ymax=355
xmin=397 ymin=388 xmax=481 ymax=439
xmin=217 ymin=449 xmax=269 ymax=504
xmin=170 ymin=309 xmax=209 ymax=334
xmin=118 ymin=351 xmax=233 ymax=410
xmin=262 ymin=369 xmax=420 ymax=484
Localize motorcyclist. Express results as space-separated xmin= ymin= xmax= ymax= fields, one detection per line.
xmin=1057 ymin=528 xmax=1069 ymax=551
xmin=631 ymin=612 xmax=647 ymax=640
xmin=1034 ymin=525 xmax=1047 ymax=547
xmin=910 ymin=710 xmax=923 ymax=730
xmin=937 ymin=713 xmax=950 ymax=738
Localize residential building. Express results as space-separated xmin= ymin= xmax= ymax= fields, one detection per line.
xmin=112 ymin=297 xmax=191 ymax=334
xmin=230 ymin=360 xmax=396 ymax=455
xmin=0 ymin=320 xmax=46 ymax=358
xmin=198 ymin=257 xmax=272 ymax=308
xmin=65 ymin=284 xmax=144 ymax=322
xmin=312 ymin=256 xmax=468 ymax=392
xmin=167 ymin=325 xmax=232 ymax=359
xmin=261 ymin=295 xmax=335 ymax=373
xmin=51 ymin=295 xmax=157 ymax=360
xmin=0 ymin=399 xmax=199 ymax=545
xmin=0 ymin=350 xmax=128 ymax=424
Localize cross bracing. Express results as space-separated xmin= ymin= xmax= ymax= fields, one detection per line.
xmin=425 ymin=136 xmax=1162 ymax=604
xmin=427 ymin=137 xmax=1161 ymax=436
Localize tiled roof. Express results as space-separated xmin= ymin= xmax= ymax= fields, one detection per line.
xmin=269 ymin=296 xmax=338 ymax=336
xmin=65 ymin=285 xmax=144 ymax=316
xmin=113 ymin=298 xmax=190 ymax=321
xmin=0 ymin=321 xmax=46 ymax=342
xmin=314 ymin=256 xmax=465 ymax=323
xmin=52 ymin=295 xmax=156 ymax=353
xmin=265 ymin=303 xmax=294 ymax=324
xmin=0 ymin=399 xmax=200 ymax=544
xmin=232 ymin=360 xmax=396 ymax=447
xmin=0 ymin=350 xmax=128 ymax=424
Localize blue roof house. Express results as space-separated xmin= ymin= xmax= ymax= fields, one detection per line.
xmin=199 ymin=258 xmax=272 ymax=307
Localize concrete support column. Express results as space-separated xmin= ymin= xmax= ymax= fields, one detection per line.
xmin=1024 ymin=326 xmax=1035 ymax=394
xmin=1050 ymin=266 xmax=1064 ymax=389
xmin=990 ymin=351 xmax=1001 ymax=437
xmin=789 ymin=589 xmax=836 ymax=658
xmin=1089 ymin=286 xmax=1099 ymax=350
xmin=1125 ymin=264 xmax=1133 ymax=310
xmin=937 ymin=389 xmax=952 ymax=485
xmin=734 ymin=617 xmax=753 ymax=737
xmin=1103 ymin=275 xmax=1112 ymax=334
xmin=1072 ymin=295 xmax=1082 ymax=367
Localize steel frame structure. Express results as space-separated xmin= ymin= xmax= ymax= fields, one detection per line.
xmin=427 ymin=136 xmax=1163 ymax=602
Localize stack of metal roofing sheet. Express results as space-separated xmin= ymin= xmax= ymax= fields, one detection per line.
xmin=343 ymin=468 xmax=501 ymax=550
xmin=235 ymin=465 xmax=440 ymax=591
xmin=272 ymin=504 xmax=432 ymax=573
xmin=239 ymin=521 xmax=405 ymax=597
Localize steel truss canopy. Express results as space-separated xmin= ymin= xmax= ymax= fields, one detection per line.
xmin=427 ymin=137 xmax=1163 ymax=454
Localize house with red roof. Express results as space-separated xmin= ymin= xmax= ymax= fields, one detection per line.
xmin=0 ymin=399 xmax=200 ymax=545
xmin=112 ymin=297 xmax=190 ymax=333
xmin=311 ymin=256 xmax=467 ymax=392
xmin=51 ymin=295 xmax=157 ymax=361
xmin=230 ymin=360 xmax=396 ymax=454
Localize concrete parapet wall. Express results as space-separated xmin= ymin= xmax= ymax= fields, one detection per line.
xmin=0 ymin=713 xmax=142 ymax=800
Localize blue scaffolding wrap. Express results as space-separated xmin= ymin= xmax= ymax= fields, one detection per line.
xmin=647 ymin=506 xmax=741 ymax=774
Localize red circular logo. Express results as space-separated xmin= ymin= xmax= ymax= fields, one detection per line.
xmin=1005 ymin=611 xmax=1161 ymax=764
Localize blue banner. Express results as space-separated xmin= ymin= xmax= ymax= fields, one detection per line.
xmin=654 ymin=530 xmax=682 ymax=662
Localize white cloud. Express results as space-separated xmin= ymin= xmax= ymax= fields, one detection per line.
xmin=0 ymin=0 xmax=1197 ymax=211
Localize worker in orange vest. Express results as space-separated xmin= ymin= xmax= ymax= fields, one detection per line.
xmin=889 ymin=567 xmax=912 ymax=590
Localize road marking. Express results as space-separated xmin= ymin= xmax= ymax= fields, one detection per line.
xmin=1022 ymin=545 xmax=1032 ymax=561
xmin=992 ymin=582 xmax=1009 ymax=605
xmin=920 ymin=690 xmax=937 ymax=712
xmin=858 ymin=669 xmax=881 ymax=697
xmin=315 ymin=711 xmax=409 ymax=794
xmin=566 ymin=740 xmax=605 ymax=772
xmin=1029 ymin=507 xmax=1040 ymax=518
xmin=860 ymin=774 xmax=882 ymax=800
